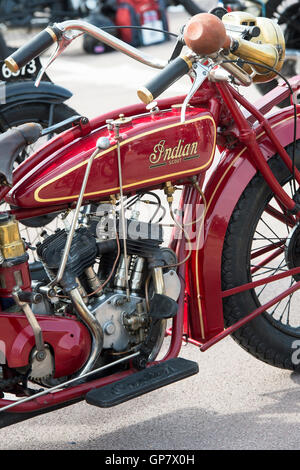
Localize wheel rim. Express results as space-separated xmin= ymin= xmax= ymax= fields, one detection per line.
xmin=250 ymin=177 xmax=300 ymax=336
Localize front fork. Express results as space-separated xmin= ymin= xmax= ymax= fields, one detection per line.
xmin=216 ymin=82 xmax=300 ymax=218
xmin=165 ymin=82 xmax=300 ymax=352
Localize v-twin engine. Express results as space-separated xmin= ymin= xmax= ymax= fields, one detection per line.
xmin=35 ymin=219 xmax=181 ymax=369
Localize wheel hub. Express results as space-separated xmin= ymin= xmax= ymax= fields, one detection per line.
xmin=285 ymin=223 xmax=300 ymax=281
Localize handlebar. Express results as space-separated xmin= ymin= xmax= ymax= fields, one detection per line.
xmin=4 ymin=13 xmax=282 ymax=105
xmin=5 ymin=20 xmax=168 ymax=73
xmin=138 ymin=55 xmax=194 ymax=105
xmin=5 ymin=25 xmax=61 ymax=72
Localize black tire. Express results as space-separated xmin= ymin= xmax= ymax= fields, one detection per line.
xmin=0 ymin=101 xmax=77 ymax=139
xmin=0 ymin=101 xmax=77 ymax=206
xmin=255 ymin=1 xmax=300 ymax=108
xmin=265 ymin=0 xmax=285 ymax=18
xmin=174 ymin=0 xmax=203 ymax=16
xmin=222 ymin=141 xmax=300 ymax=371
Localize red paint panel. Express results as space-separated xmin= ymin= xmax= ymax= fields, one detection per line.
xmin=7 ymin=108 xmax=216 ymax=209
xmin=0 ymin=313 xmax=91 ymax=377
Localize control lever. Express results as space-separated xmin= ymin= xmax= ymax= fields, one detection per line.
xmin=34 ymin=28 xmax=83 ymax=87
xmin=180 ymin=61 xmax=213 ymax=123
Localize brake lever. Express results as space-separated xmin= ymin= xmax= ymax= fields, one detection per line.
xmin=34 ymin=28 xmax=83 ymax=87
xmin=180 ymin=61 xmax=213 ymax=123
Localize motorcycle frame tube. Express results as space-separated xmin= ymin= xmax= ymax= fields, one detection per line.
xmin=229 ymin=84 xmax=300 ymax=187
xmin=216 ymin=82 xmax=300 ymax=216
xmin=0 ymin=369 xmax=134 ymax=414
xmin=185 ymin=101 xmax=300 ymax=344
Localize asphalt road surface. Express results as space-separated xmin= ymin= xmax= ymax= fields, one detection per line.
xmin=1 ymin=4 xmax=300 ymax=451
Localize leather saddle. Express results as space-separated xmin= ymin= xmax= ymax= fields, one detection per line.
xmin=0 ymin=123 xmax=42 ymax=185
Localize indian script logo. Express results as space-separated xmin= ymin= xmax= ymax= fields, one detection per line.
xmin=149 ymin=139 xmax=199 ymax=168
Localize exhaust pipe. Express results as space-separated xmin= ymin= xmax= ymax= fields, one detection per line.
xmin=69 ymin=287 xmax=103 ymax=376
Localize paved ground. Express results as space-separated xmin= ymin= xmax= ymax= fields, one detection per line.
xmin=1 ymin=4 xmax=300 ymax=451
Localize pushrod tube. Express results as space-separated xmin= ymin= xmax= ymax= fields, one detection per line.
xmin=48 ymin=145 xmax=99 ymax=288
xmin=68 ymin=287 xmax=104 ymax=377
xmin=159 ymin=185 xmax=193 ymax=361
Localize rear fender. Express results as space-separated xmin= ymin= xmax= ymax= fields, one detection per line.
xmin=188 ymin=105 xmax=300 ymax=343
xmin=1 ymin=81 xmax=72 ymax=111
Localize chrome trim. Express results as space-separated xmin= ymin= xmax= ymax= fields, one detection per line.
xmin=115 ymin=129 xmax=130 ymax=301
xmin=68 ymin=287 xmax=104 ymax=376
xmin=0 ymin=351 xmax=140 ymax=413
xmin=180 ymin=61 xmax=212 ymax=123
xmin=152 ymin=267 xmax=166 ymax=295
xmin=48 ymin=145 xmax=100 ymax=289
xmin=55 ymin=20 xmax=167 ymax=70
xmin=220 ymin=60 xmax=252 ymax=87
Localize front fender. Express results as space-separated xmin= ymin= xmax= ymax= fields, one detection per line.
xmin=1 ymin=81 xmax=72 ymax=111
xmin=188 ymin=105 xmax=300 ymax=343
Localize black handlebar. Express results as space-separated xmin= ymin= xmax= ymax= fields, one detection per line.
xmin=4 ymin=26 xmax=61 ymax=72
xmin=137 ymin=55 xmax=193 ymax=105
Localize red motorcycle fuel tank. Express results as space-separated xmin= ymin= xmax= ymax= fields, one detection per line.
xmin=7 ymin=106 xmax=216 ymax=209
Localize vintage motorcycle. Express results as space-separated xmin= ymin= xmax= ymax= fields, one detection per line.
xmin=0 ymin=8 xmax=299 ymax=428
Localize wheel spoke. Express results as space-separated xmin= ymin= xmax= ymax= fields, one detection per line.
xmin=260 ymin=215 xmax=288 ymax=240
xmin=256 ymin=258 xmax=286 ymax=297
xmin=251 ymin=246 xmax=285 ymax=274
xmin=251 ymin=239 xmax=286 ymax=259
xmin=265 ymin=203 xmax=296 ymax=228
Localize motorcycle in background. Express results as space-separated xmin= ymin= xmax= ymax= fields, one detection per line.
xmin=166 ymin=0 xmax=204 ymax=15
xmin=0 ymin=28 xmax=77 ymax=148
xmin=0 ymin=0 xmax=171 ymax=53
xmin=0 ymin=0 xmax=101 ymax=27
xmin=0 ymin=29 xmax=80 ymax=278
xmin=220 ymin=0 xmax=300 ymax=106
xmin=255 ymin=0 xmax=300 ymax=106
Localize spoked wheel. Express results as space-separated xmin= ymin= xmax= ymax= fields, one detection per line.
xmin=222 ymin=141 xmax=300 ymax=370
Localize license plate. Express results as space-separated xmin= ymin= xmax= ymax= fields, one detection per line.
xmin=0 ymin=57 xmax=42 ymax=82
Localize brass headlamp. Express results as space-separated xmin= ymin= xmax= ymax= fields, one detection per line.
xmin=222 ymin=11 xmax=285 ymax=83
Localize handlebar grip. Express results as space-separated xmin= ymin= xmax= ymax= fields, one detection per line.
xmin=4 ymin=26 xmax=61 ymax=72
xmin=137 ymin=55 xmax=193 ymax=105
